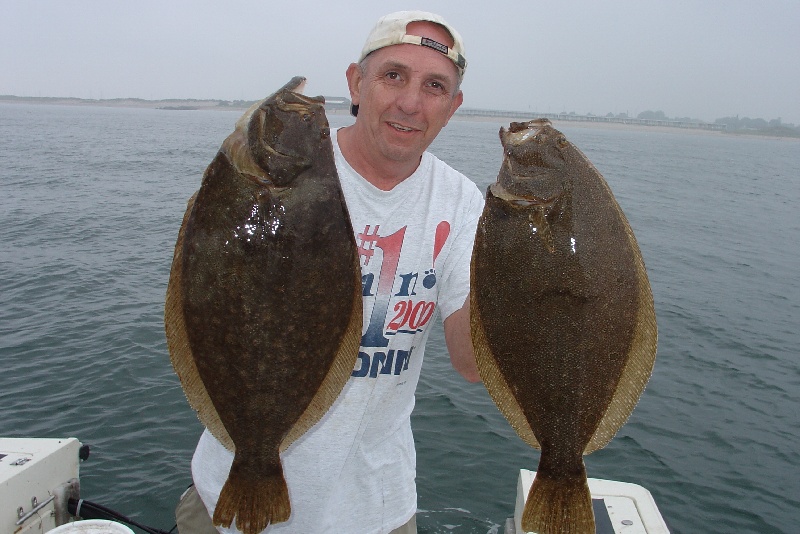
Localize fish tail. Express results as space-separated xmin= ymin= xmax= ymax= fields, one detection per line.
xmin=521 ymin=466 xmax=594 ymax=534
xmin=212 ymin=466 xmax=290 ymax=534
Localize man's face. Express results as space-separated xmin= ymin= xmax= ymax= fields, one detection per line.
xmin=347 ymin=21 xmax=463 ymax=167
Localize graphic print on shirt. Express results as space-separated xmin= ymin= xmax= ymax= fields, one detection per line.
xmin=351 ymin=221 xmax=450 ymax=378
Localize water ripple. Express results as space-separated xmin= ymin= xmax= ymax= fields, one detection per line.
xmin=2 ymin=104 xmax=799 ymax=534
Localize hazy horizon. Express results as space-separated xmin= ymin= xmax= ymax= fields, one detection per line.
xmin=3 ymin=1 xmax=799 ymax=124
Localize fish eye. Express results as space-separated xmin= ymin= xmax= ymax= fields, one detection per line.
xmin=557 ymin=136 xmax=568 ymax=148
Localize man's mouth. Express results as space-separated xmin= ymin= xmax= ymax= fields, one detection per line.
xmin=389 ymin=122 xmax=417 ymax=132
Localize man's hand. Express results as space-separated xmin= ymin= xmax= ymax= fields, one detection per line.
xmin=443 ymin=295 xmax=481 ymax=382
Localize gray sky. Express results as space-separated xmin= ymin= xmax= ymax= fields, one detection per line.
xmin=3 ymin=0 xmax=799 ymax=124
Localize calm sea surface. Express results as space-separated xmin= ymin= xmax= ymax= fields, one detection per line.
xmin=1 ymin=103 xmax=798 ymax=534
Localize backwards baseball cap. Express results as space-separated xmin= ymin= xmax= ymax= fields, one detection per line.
xmin=352 ymin=11 xmax=467 ymax=116
xmin=358 ymin=11 xmax=467 ymax=75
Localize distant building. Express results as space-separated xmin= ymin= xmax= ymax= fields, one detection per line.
xmin=324 ymin=97 xmax=351 ymax=110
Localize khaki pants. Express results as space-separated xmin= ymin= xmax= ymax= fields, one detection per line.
xmin=175 ymin=485 xmax=417 ymax=534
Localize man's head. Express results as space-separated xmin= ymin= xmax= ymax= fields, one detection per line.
xmin=342 ymin=11 xmax=466 ymax=180
xmin=351 ymin=11 xmax=467 ymax=117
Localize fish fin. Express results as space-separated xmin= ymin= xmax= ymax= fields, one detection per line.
xmin=213 ymin=463 xmax=290 ymax=534
xmin=470 ymin=294 xmax=540 ymax=449
xmin=529 ymin=207 xmax=556 ymax=253
xmin=522 ymin=468 xmax=594 ymax=534
xmin=585 ymin=217 xmax=658 ymax=454
xmin=164 ymin=192 xmax=235 ymax=451
xmin=280 ymin=251 xmax=363 ymax=452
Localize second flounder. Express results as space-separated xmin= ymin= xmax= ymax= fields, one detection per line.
xmin=471 ymin=119 xmax=658 ymax=534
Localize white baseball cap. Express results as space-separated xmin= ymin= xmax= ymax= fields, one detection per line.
xmin=351 ymin=11 xmax=467 ymax=116
xmin=358 ymin=11 xmax=467 ymax=75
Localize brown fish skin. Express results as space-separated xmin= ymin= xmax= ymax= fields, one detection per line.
xmin=470 ymin=119 xmax=657 ymax=534
xmin=164 ymin=77 xmax=362 ymax=534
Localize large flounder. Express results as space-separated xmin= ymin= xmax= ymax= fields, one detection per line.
xmin=164 ymin=77 xmax=362 ymax=534
xmin=470 ymin=119 xmax=657 ymax=534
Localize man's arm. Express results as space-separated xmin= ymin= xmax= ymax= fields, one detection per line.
xmin=443 ymin=295 xmax=481 ymax=382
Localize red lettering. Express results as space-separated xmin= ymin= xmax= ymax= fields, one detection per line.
xmin=409 ymin=301 xmax=435 ymax=329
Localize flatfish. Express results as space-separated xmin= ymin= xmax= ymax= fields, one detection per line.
xmin=164 ymin=77 xmax=362 ymax=534
xmin=470 ymin=119 xmax=657 ymax=533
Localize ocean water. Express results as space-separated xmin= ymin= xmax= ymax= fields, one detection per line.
xmin=1 ymin=102 xmax=798 ymax=534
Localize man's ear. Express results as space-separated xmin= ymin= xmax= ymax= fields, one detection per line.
xmin=445 ymin=90 xmax=464 ymax=125
xmin=345 ymin=63 xmax=363 ymax=108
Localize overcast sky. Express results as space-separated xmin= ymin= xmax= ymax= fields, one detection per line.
xmin=3 ymin=0 xmax=799 ymax=124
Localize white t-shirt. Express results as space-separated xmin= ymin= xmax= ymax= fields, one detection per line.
xmin=192 ymin=128 xmax=484 ymax=534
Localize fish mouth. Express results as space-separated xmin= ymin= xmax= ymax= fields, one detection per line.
xmin=277 ymin=76 xmax=326 ymax=108
xmin=236 ymin=76 xmax=327 ymax=186
xmin=280 ymin=76 xmax=307 ymax=94
xmin=500 ymin=119 xmax=569 ymax=174
xmin=279 ymin=91 xmax=325 ymax=113
xmin=489 ymin=182 xmax=560 ymax=206
xmin=496 ymin=162 xmax=566 ymax=201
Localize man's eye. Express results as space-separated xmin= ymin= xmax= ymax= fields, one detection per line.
xmin=386 ymin=72 xmax=400 ymax=80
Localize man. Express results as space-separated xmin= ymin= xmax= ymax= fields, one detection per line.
xmin=177 ymin=11 xmax=484 ymax=533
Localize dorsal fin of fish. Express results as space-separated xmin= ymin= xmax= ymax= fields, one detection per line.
xmin=470 ymin=283 xmax=540 ymax=450
xmin=165 ymin=192 xmax=234 ymax=450
xmin=583 ymin=174 xmax=658 ymax=453
xmin=550 ymin=150 xmax=658 ymax=454
xmin=280 ymin=250 xmax=363 ymax=451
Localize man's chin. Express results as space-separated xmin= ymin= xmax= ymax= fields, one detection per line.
xmin=380 ymin=143 xmax=425 ymax=164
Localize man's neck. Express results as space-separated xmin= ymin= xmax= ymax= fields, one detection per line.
xmin=336 ymin=125 xmax=421 ymax=191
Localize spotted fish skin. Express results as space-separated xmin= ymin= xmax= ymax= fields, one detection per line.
xmin=165 ymin=77 xmax=362 ymax=534
xmin=470 ymin=119 xmax=657 ymax=534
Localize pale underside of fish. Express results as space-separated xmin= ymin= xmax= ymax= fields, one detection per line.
xmin=470 ymin=119 xmax=658 ymax=534
xmin=164 ymin=77 xmax=362 ymax=534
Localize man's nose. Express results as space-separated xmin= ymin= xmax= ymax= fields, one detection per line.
xmin=395 ymin=84 xmax=423 ymax=115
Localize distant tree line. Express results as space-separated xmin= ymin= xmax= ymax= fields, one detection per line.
xmin=636 ymin=110 xmax=800 ymax=137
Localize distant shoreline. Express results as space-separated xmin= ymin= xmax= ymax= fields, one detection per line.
xmin=0 ymin=94 xmax=250 ymax=111
xmin=2 ymin=95 xmax=797 ymax=141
